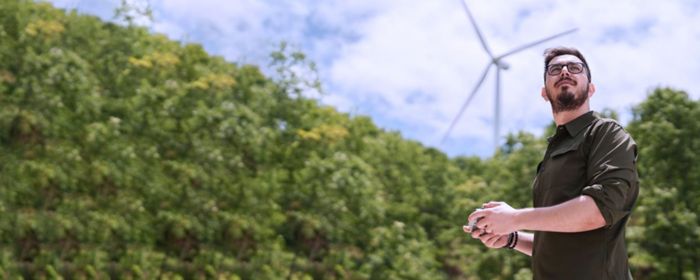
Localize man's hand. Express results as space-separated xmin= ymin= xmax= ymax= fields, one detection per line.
xmin=468 ymin=201 xmax=521 ymax=236
xmin=462 ymin=227 xmax=509 ymax=248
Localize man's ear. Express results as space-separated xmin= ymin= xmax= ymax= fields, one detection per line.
xmin=541 ymin=87 xmax=549 ymax=101
xmin=588 ymin=83 xmax=596 ymax=98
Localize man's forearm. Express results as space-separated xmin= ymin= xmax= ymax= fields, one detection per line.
xmin=515 ymin=195 xmax=606 ymax=232
xmin=513 ymin=231 xmax=533 ymax=256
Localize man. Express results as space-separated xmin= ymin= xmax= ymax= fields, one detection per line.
xmin=463 ymin=47 xmax=639 ymax=279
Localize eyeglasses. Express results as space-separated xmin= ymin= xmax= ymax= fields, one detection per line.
xmin=546 ymin=62 xmax=585 ymax=76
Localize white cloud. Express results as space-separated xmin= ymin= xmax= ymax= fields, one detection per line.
xmin=46 ymin=0 xmax=700 ymax=157
xmin=326 ymin=0 xmax=700 ymax=155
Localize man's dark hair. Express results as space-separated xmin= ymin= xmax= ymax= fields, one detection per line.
xmin=543 ymin=47 xmax=591 ymax=83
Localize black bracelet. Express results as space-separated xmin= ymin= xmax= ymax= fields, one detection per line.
xmin=502 ymin=232 xmax=515 ymax=249
xmin=508 ymin=231 xmax=519 ymax=249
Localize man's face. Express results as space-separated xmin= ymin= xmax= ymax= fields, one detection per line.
xmin=543 ymin=54 xmax=591 ymax=113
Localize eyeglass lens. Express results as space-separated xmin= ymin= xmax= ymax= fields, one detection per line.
xmin=548 ymin=63 xmax=583 ymax=75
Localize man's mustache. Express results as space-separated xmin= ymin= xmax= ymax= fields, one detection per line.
xmin=556 ymin=78 xmax=576 ymax=87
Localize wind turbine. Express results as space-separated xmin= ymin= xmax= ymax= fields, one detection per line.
xmin=442 ymin=0 xmax=578 ymax=150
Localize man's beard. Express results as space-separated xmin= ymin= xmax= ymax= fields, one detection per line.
xmin=546 ymin=84 xmax=589 ymax=113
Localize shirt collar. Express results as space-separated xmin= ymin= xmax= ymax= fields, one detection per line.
xmin=561 ymin=110 xmax=597 ymax=137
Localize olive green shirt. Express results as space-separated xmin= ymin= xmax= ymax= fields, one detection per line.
xmin=531 ymin=111 xmax=639 ymax=280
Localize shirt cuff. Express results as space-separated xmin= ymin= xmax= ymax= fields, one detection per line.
xmin=581 ymin=183 xmax=629 ymax=228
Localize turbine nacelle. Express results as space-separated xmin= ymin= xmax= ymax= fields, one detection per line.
xmin=494 ymin=59 xmax=509 ymax=70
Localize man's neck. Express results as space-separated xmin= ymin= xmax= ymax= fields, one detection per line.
xmin=552 ymin=106 xmax=591 ymax=126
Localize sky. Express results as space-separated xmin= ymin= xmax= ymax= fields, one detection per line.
xmin=46 ymin=0 xmax=700 ymax=157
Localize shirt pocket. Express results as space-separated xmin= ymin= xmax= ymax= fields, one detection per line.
xmin=550 ymin=139 xmax=581 ymax=158
xmin=539 ymin=139 xmax=581 ymax=174
xmin=543 ymin=139 xmax=588 ymax=202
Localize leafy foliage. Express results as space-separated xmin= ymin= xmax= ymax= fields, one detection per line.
xmin=0 ymin=1 xmax=696 ymax=279
xmin=626 ymin=88 xmax=700 ymax=280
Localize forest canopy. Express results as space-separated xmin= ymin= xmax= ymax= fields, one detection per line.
xmin=0 ymin=1 xmax=698 ymax=279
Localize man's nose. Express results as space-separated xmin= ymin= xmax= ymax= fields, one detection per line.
xmin=559 ymin=67 xmax=572 ymax=77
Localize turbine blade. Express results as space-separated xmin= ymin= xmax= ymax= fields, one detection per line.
xmin=442 ymin=63 xmax=494 ymax=143
xmin=497 ymin=28 xmax=578 ymax=59
xmin=459 ymin=0 xmax=494 ymax=59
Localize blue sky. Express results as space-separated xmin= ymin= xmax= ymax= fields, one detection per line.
xmin=47 ymin=0 xmax=700 ymax=157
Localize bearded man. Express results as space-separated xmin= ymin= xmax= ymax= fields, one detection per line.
xmin=464 ymin=47 xmax=639 ymax=280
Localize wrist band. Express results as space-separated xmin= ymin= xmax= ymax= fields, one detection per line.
xmin=504 ymin=232 xmax=514 ymax=248
xmin=502 ymin=231 xmax=518 ymax=249
xmin=508 ymin=231 xmax=518 ymax=249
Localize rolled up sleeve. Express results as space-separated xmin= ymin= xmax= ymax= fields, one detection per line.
xmin=581 ymin=122 xmax=638 ymax=228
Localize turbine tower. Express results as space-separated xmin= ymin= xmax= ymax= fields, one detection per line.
xmin=442 ymin=0 xmax=578 ymax=151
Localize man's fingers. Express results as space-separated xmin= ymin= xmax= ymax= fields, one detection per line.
xmin=483 ymin=236 xmax=495 ymax=246
xmin=475 ymin=229 xmax=494 ymax=240
xmin=483 ymin=201 xmax=503 ymax=208
xmin=468 ymin=209 xmax=487 ymax=222
xmin=484 ymin=234 xmax=501 ymax=247
xmin=476 ymin=218 xmax=489 ymax=229
xmin=463 ymin=225 xmax=480 ymax=234
xmin=485 ymin=234 xmax=499 ymax=243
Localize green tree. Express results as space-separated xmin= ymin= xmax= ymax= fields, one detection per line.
xmin=1 ymin=1 xmax=695 ymax=279
xmin=627 ymin=88 xmax=700 ymax=280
